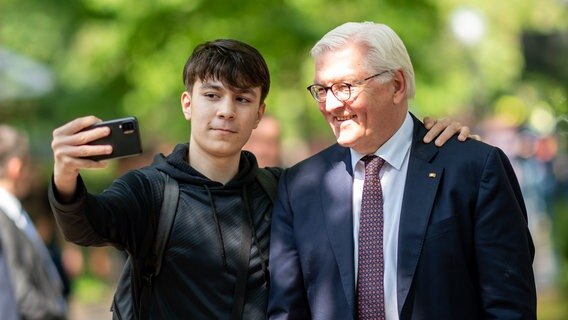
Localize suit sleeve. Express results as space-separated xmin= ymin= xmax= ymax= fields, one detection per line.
xmin=474 ymin=147 xmax=536 ymax=319
xmin=268 ymin=169 xmax=311 ymax=319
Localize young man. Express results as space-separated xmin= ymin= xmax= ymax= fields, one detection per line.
xmin=268 ymin=22 xmax=536 ymax=320
xmin=50 ymin=39 xmax=275 ymax=319
xmin=49 ymin=39 xmax=469 ymax=319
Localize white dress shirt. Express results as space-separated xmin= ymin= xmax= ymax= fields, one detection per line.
xmin=351 ymin=112 xmax=413 ymax=319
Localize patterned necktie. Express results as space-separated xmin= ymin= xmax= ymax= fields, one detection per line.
xmin=357 ymin=154 xmax=386 ymax=320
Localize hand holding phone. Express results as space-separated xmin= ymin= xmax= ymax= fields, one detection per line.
xmin=82 ymin=117 xmax=143 ymax=161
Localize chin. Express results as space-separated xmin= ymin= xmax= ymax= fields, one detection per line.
xmin=336 ymin=137 xmax=355 ymax=148
xmin=335 ymin=130 xmax=358 ymax=146
xmin=206 ymin=143 xmax=243 ymax=158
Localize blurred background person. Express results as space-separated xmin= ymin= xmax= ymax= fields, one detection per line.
xmin=480 ymin=117 xmax=560 ymax=293
xmin=514 ymin=130 xmax=559 ymax=292
xmin=0 ymin=238 xmax=20 ymax=320
xmin=23 ymin=181 xmax=74 ymax=301
xmin=244 ymin=114 xmax=283 ymax=167
xmin=0 ymin=124 xmax=67 ymax=320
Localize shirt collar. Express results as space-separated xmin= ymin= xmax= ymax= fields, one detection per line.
xmin=0 ymin=186 xmax=22 ymax=222
xmin=350 ymin=112 xmax=413 ymax=171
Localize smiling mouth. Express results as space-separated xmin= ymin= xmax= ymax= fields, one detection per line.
xmin=336 ymin=115 xmax=355 ymax=121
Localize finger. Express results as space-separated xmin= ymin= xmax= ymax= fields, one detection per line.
xmin=53 ymin=115 xmax=102 ymax=137
xmin=55 ymin=152 xmax=110 ymax=171
xmin=457 ymin=126 xmax=471 ymax=141
xmin=53 ymin=123 xmax=111 ymax=152
xmin=52 ymin=127 xmax=113 ymax=175
xmin=423 ymin=118 xmax=448 ymax=143
xmin=51 ymin=135 xmax=110 ymax=169
xmin=53 ymin=145 xmax=110 ymax=187
xmin=72 ymin=126 xmax=111 ymax=146
xmin=434 ymin=121 xmax=461 ymax=146
xmin=68 ymin=144 xmax=114 ymax=159
xmin=423 ymin=116 xmax=436 ymax=129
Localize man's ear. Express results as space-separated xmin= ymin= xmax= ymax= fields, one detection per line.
xmin=181 ymin=91 xmax=192 ymax=120
xmin=392 ymin=70 xmax=407 ymax=105
xmin=254 ymin=103 xmax=266 ymax=129
xmin=6 ymin=157 xmax=23 ymax=180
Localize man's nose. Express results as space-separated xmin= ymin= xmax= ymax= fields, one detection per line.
xmin=324 ymin=90 xmax=344 ymax=112
xmin=218 ymin=99 xmax=236 ymax=119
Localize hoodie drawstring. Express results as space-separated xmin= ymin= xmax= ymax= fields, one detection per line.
xmin=204 ymin=185 xmax=228 ymax=268
xmin=203 ymin=184 xmax=268 ymax=283
xmin=242 ymin=187 xmax=269 ymax=284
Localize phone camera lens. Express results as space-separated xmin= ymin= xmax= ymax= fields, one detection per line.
xmin=121 ymin=121 xmax=135 ymax=134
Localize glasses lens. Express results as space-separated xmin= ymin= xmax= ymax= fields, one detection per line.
xmin=309 ymin=85 xmax=327 ymax=102
xmin=332 ymin=83 xmax=351 ymax=101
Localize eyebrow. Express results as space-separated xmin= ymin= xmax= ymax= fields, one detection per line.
xmin=233 ymin=87 xmax=258 ymax=97
xmin=200 ymin=82 xmax=258 ymax=98
xmin=200 ymin=83 xmax=224 ymax=91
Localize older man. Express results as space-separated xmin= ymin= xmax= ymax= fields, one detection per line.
xmin=268 ymin=22 xmax=536 ymax=320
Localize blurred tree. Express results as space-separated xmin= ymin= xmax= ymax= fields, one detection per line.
xmin=0 ymin=0 xmax=566 ymax=172
xmin=3 ymin=2 xmax=568 ymax=317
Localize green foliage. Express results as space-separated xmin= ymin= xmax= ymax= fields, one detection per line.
xmin=2 ymin=0 xmax=568 ymax=313
xmin=1 ymin=0 xmax=567 ymax=165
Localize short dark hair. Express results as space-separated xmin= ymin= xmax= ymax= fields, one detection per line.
xmin=0 ymin=125 xmax=29 ymax=178
xmin=182 ymin=39 xmax=270 ymax=103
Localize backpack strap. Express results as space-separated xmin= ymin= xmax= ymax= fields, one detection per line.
xmin=138 ymin=170 xmax=179 ymax=319
xmin=231 ymin=168 xmax=279 ymax=319
xmin=255 ymin=168 xmax=279 ymax=202
xmin=148 ymin=172 xmax=179 ymax=275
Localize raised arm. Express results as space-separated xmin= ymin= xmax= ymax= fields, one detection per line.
xmin=49 ymin=116 xmax=157 ymax=250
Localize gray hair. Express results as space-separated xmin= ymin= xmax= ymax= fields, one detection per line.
xmin=0 ymin=125 xmax=29 ymax=178
xmin=310 ymin=22 xmax=416 ymax=99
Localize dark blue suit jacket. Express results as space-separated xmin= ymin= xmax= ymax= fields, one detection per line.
xmin=268 ymin=115 xmax=536 ymax=319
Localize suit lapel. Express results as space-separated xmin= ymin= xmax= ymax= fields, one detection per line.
xmin=397 ymin=116 xmax=443 ymax=314
xmin=321 ymin=145 xmax=356 ymax=316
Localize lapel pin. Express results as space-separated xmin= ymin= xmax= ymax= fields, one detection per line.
xmin=428 ymin=172 xmax=437 ymax=178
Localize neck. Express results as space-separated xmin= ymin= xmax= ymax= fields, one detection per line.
xmin=187 ymin=143 xmax=240 ymax=185
xmin=0 ymin=180 xmax=15 ymax=197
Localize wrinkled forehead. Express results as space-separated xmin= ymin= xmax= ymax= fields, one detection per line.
xmin=314 ymin=45 xmax=369 ymax=82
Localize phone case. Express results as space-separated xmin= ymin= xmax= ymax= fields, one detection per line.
xmin=85 ymin=117 xmax=143 ymax=161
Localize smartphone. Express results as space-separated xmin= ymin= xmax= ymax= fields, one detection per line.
xmin=83 ymin=116 xmax=143 ymax=161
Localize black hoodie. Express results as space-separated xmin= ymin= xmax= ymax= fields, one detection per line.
xmin=49 ymin=143 xmax=281 ymax=319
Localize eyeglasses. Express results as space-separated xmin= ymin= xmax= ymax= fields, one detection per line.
xmin=306 ymin=70 xmax=390 ymax=103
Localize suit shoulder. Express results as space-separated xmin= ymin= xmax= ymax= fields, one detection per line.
xmin=285 ymin=144 xmax=347 ymax=176
xmin=438 ymin=135 xmax=496 ymax=155
xmin=433 ymin=136 xmax=512 ymax=170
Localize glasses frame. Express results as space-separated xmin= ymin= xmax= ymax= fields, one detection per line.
xmin=306 ymin=70 xmax=391 ymax=103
